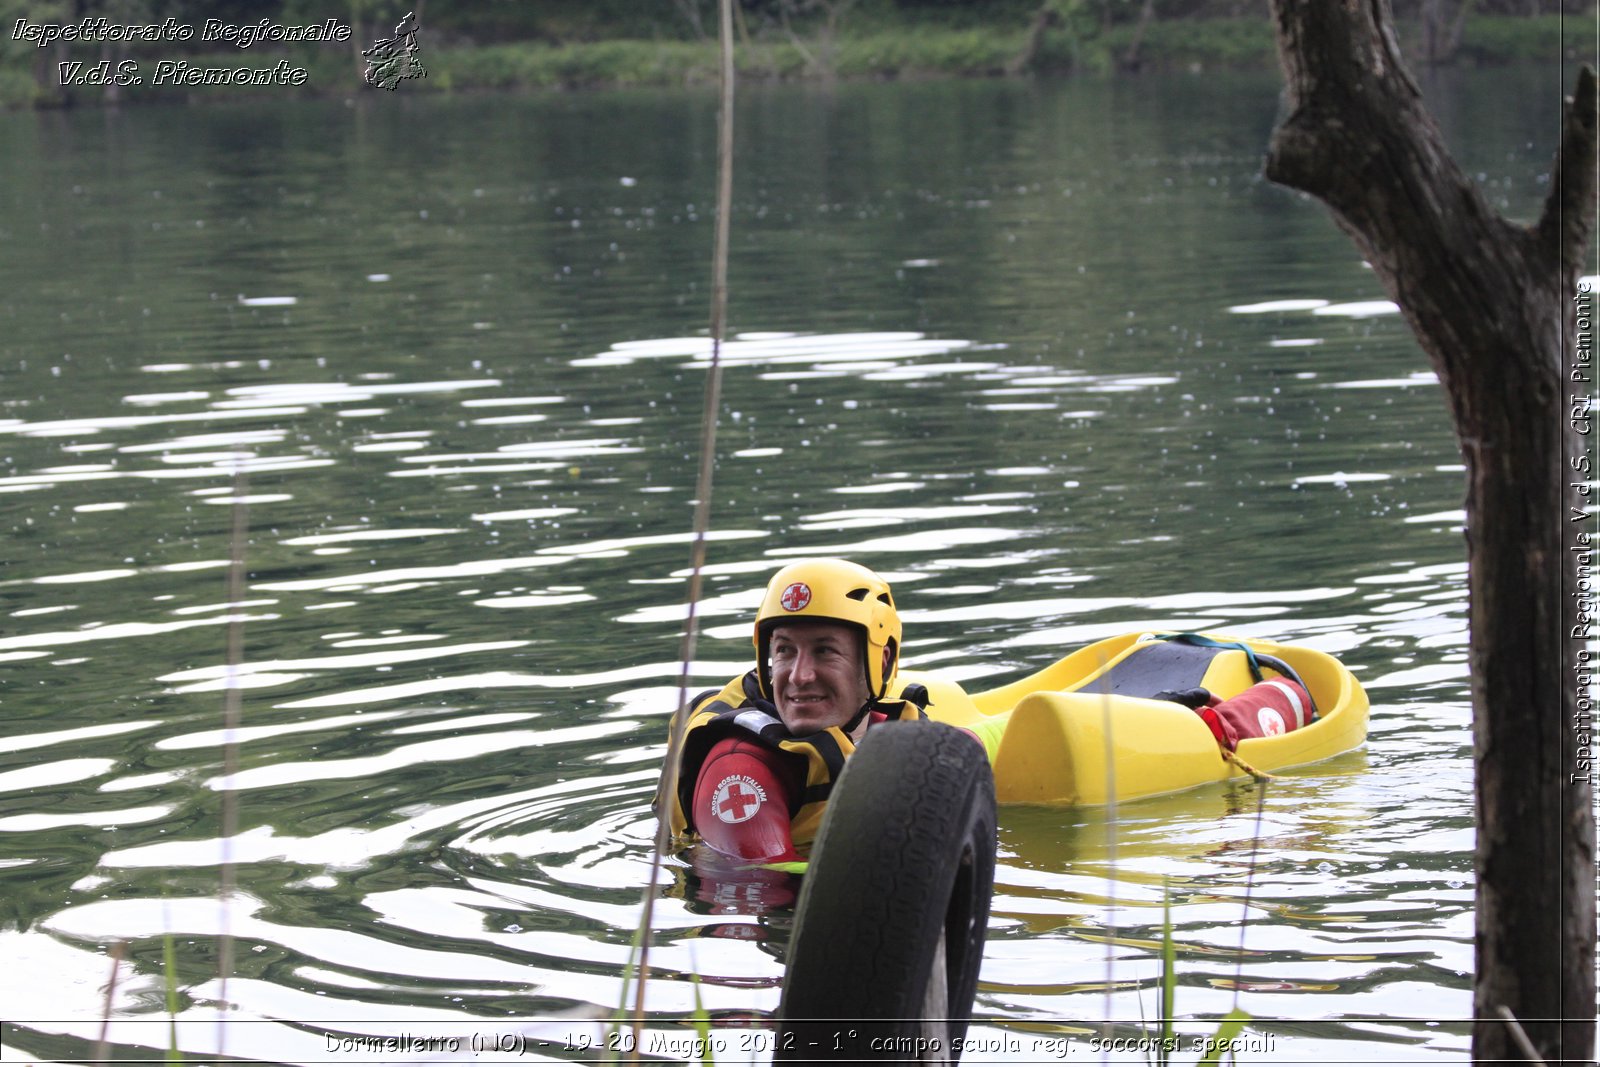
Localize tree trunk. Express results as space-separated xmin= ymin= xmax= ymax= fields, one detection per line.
xmin=672 ymin=0 xmax=708 ymax=41
xmin=1120 ymin=0 xmax=1158 ymax=73
xmin=1445 ymin=0 xmax=1474 ymax=61
xmin=1420 ymin=0 xmax=1474 ymax=65
xmin=351 ymin=0 xmax=368 ymax=72
xmin=1263 ymin=2 xmax=1597 ymax=1063
xmin=1007 ymin=2 xmax=1058 ymax=77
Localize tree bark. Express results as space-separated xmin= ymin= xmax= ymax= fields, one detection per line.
xmin=1418 ymin=0 xmax=1473 ymax=65
xmin=672 ymin=0 xmax=708 ymax=41
xmin=1120 ymin=0 xmax=1158 ymax=73
xmin=1264 ymin=2 xmax=1596 ymax=1062
xmin=1007 ymin=2 xmax=1058 ymax=77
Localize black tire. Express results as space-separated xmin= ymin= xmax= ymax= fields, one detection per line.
xmin=776 ymin=722 xmax=996 ymax=1063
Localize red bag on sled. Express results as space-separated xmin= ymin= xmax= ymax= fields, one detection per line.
xmin=1194 ymin=679 xmax=1313 ymax=751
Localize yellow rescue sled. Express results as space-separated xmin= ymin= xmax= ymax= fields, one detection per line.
xmin=896 ymin=631 xmax=1369 ymax=806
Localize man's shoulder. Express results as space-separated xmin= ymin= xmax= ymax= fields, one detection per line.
xmin=689 ymin=669 xmax=763 ymax=716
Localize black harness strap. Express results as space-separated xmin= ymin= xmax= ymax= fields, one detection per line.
xmin=1073 ymin=638 xmax=1227 ymax=699
xmin=1078 ymin=634 xmax=1318 ymax=718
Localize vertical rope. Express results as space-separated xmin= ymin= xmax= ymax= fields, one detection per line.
xmin=1230 ymin=776 xmax=1269 ymax=1014
xmin=630 ymin=0 xmax=737 ymax=1047
xmin=217 ymin=461 xmax=248 ymax=1056
xmin=1098 ymin=666 xmax=1117 ymax=1057
xmin=94 ymin=940 xmax=128 ymax=1062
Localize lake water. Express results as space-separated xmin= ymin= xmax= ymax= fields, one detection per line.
xmin=0 ymin=64 xmax=1571 ymax=1063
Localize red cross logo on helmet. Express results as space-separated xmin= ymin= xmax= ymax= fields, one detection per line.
xmin=779 ymin=582 xmax=812 ymax=612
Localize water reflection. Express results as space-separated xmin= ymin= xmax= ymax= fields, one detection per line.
xmin=0 ymin=67 xmax=1526 ymax=1062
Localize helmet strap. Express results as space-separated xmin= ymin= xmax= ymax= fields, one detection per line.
xmin=842 ymin=700 xmax=873 ymax=736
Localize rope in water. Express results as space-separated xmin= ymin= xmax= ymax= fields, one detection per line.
xmin=1232 ymin=776 xmax=1270 ymax=1014
xmin=1098 ymin=663 xmax=1119 ymax=1048
xmin=630 ymin=0 xmax=737 ymax=1049
xmin=1223 ymin=747 xmax=1279 ymax=784
xmin=217 ymin=461 xmax=248 ymax=1057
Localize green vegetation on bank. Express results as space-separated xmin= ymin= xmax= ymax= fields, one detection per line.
xmin=0 ymin=0 xmax=1588 ymax=109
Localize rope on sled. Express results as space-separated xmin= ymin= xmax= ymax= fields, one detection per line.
xmin=1223 ymin=747 xmax=1280 ymax=784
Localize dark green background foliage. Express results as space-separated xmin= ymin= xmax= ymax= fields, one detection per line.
xmin=0 ymin=0 xmax=1584 ymax=107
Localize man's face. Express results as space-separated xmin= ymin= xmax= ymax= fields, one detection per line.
xmin=769 ymin=621 xmax=870 ymax=736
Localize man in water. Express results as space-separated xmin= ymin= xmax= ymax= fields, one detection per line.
xmin=658 ymin=558 xmax=1314 ymax=866
xmin=659 ymin=558 xmax=951 ymax=863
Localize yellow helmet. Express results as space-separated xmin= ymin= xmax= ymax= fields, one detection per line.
xmin=754 ymin=558 xmax=901 ymax=701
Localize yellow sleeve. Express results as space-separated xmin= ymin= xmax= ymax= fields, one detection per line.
xmin=964 ymin=713 xmax=1008 ymax=765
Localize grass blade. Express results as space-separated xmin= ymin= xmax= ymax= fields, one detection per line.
xmin=1196 ymin=1008 xmax=1252 ymax=1067
xmin=1158 ymin=882 xmax=1175 ymax=1067
xmin=163 ymin=934 xmax=183 ymax=1064
xmin=689 ymin=962 xmax=715 ymax=1067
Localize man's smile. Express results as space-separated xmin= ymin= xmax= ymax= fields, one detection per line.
xmin=768 ymin=621 xmax=870 ymax=735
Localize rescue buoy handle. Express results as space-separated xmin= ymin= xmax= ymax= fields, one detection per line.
xmin=1253 ymin=653 xmax=1317 ymax=717
xmin=1153 ymin=634 xmax=1317 ymax=718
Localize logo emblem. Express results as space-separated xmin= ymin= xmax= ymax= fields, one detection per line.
xmin=779 ymin=582 xmax=812 ymax=612
xmin=711 ymin=775 xmax=766 ymax=824
xmin=363 ymin=10 xmax=427 ymax=90
xmin=1257 ymin=708 xmax=1286 ymax=736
